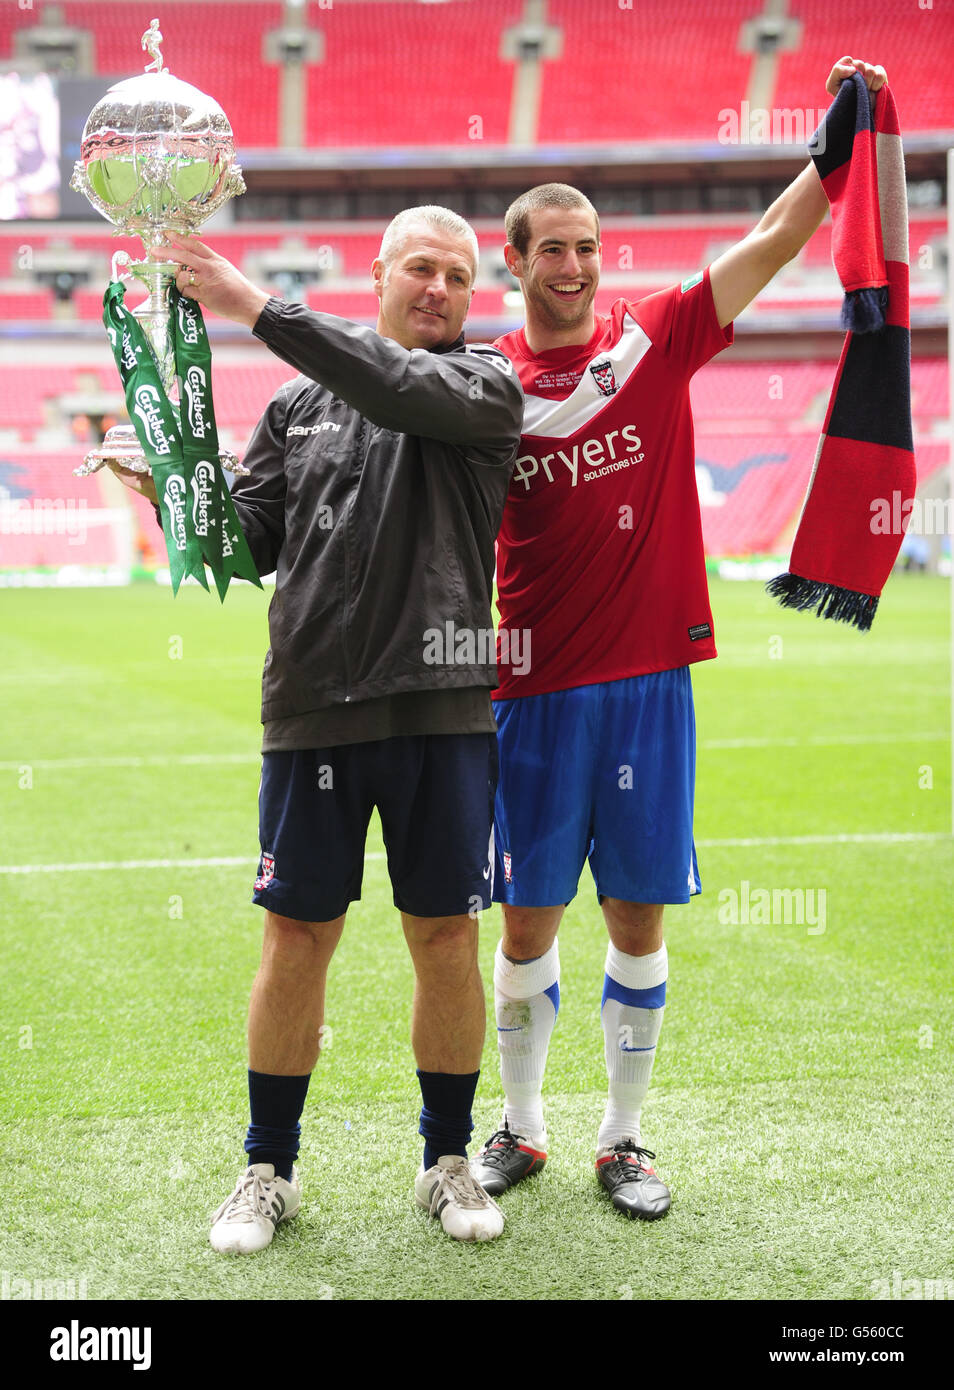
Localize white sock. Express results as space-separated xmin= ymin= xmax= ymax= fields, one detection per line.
xmin=597 ymin=941 xmax=667 ymax=1152
xmin=494 ymin=939 xmax=559 ymax=1143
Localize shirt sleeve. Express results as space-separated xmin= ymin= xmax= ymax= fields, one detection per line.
xmin=630 ymin=265 xmax=733 ymax=377
xmin=251 ymin=298 xmax=524 ymax=464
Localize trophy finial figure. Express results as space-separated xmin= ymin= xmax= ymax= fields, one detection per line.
xmin=141 ymin=18 xmax=163 ymax=72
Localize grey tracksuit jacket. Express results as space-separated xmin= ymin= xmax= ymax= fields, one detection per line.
xmin=232 ymin=298 xmax=524 ymax=723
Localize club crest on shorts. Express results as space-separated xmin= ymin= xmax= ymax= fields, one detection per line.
xmin=255 ymin=853 xmax=275 ymax=891
xmin=503 ymin=852 xmax=512 ymax=884
xmin=589 ymin=359 xmax=618 ymax=397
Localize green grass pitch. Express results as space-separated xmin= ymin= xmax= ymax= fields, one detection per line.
xmin=1 ymin=575 xmax=951 ymax=1302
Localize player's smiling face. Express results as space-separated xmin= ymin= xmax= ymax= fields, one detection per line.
xmin=507 ymin=207 xmax=602 ymax=335
xmin=373 ymin=222 xmax=475 ymax=350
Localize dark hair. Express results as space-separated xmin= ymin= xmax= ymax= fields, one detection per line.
xmin=504 ymin=183 xmax=600 ymax=256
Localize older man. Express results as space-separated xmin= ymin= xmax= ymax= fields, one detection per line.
xmin=114 ymin=205 xmax=523 ymax=1248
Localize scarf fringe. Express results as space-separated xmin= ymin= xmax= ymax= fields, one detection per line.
xmin=840 ymin=286 xmax=888 ymax=334
xmin=766 ymin=572 xmax=878 ymax=630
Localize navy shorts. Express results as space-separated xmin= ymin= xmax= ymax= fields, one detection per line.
xmin=493 ymin=669 xmax=700 ymax=907
xmin=253 ymin=734 xmax=497 ymax=922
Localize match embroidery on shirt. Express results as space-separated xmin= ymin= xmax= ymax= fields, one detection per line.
xmin=520 ymin=312 xmax=653 ymax=439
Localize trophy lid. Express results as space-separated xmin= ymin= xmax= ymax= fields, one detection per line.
xmin=82 ymin=68 xmax=233 ymax=140
xmin=70 ymin=21 xmax=244 ymax=245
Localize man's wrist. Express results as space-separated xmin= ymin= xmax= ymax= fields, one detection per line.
xmin=240 ymin=286 xmax=272 ymax=330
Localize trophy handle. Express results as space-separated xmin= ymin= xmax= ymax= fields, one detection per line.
xmin=111 ymin=249 xmax=133 ymax=283
xmin=74 ymin=428 xmax=247 ymax=479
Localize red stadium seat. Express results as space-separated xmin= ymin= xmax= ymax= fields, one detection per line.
xmin=0 ymin=290 xmax=54 ymax=321
xmin=695 ymin=432 xmax=818 ymax=556
xmin=775 ymin=0 xmax=954 ymax=136
xmin=539 ymin=0 xmax=751 ymax=143
xmin=303 ymin=1 xmax=517 ymax=148
xmin=0 ymin=3 xmax=283 ymax=147
xmin=0 ymin=366 xmax=76 ymax=429
xmin=691 ymin=361 xmax=832 ymax=427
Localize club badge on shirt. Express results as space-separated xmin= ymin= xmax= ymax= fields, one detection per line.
xmin=589 ymin=359 xmax=618 ymax=397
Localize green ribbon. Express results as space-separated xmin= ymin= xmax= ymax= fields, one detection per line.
xmin=103 ymin=280 xmax=262 ymax=599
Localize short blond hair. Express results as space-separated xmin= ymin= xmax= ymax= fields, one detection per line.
xmin=379 ymin=205 xmax=479 ymax=283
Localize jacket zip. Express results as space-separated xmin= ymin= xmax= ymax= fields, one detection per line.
xmin=339 ymin=419 xmax=367 ymax=702
xmin=341 ymin=499 xmax=353 ymax=702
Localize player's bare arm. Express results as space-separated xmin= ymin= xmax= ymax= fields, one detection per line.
xmin=709 ymin=57 xmax=887 ymax=329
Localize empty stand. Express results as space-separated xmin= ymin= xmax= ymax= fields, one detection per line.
xmin=210 ymin=360 xmax=300 ymax=425
xmin=691 ymin=361 xmax=831 ymax=426
xmin=912 ymin=359 xmax=948 ymax=424
xmin=303 ymin=0 xmax=517 ymax=147
xmin=0 ymin=367 xmax=75 ymax=429
xmin=775 ymin=0 xmax=954 ymax=135
xmin=3 ymin=0 xmax=952 ymax=152
xmin=0 ymin=291 xmax=54 ymax=321
xmin=0 ymin=448 xmax=130 ymax=570
xmin=598 ymin=222 xmax=752 ymax=275
xmin=539 ymin=0 xmax=750 ymax=143
xmin=696 ymin=432 xmax=817 ymax=556
xmin=913 ymin=441 xmax=950 ymax=485
xmin=0 ymin=2 xmax=283 ymax=147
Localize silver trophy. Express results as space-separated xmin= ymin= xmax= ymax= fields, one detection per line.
xmin=70 ymin=19 xmax=247 ymax=475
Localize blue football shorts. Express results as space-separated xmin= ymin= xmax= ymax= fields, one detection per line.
xmin=492 ymin=668 xmax=700 ymax=907
xmin=253 ymin=733 xmax=497 ymax=922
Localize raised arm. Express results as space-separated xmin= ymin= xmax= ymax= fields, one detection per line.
xmin=251 ymin=299 xmax=523 ymax=454
xmin=709 ymin=57 xmax=887 ymax=329
xmin=156 ymin=237 xmax=523 ymax=458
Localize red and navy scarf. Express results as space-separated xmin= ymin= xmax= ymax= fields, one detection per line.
xmin=767 ymin=74 xmax=915 ymax=629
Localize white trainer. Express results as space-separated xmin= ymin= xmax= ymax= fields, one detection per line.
xmin=414 ymin=1155 xmax=505 ymax=1241
xmin=209 ymin=1163 xmax=301 ymax=1255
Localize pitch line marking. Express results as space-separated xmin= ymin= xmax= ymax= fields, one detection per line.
xmin=0 ymin=835 xmax=948 ymax=875
xmin=701 ymin=732 xmax=950 ymax=750
xmin=2 ymin=733 xmax=949 ymax=772
xmin=696 ymin=832 xmax=950 ymax=847
xmin=0 ymin=852 xmax=389 ymax=875
xmin=0 ymin=754 xmax=261 ymax=770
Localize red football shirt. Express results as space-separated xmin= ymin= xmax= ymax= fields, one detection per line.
xmin=493 ymin=268 xmax=733 ymax=699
